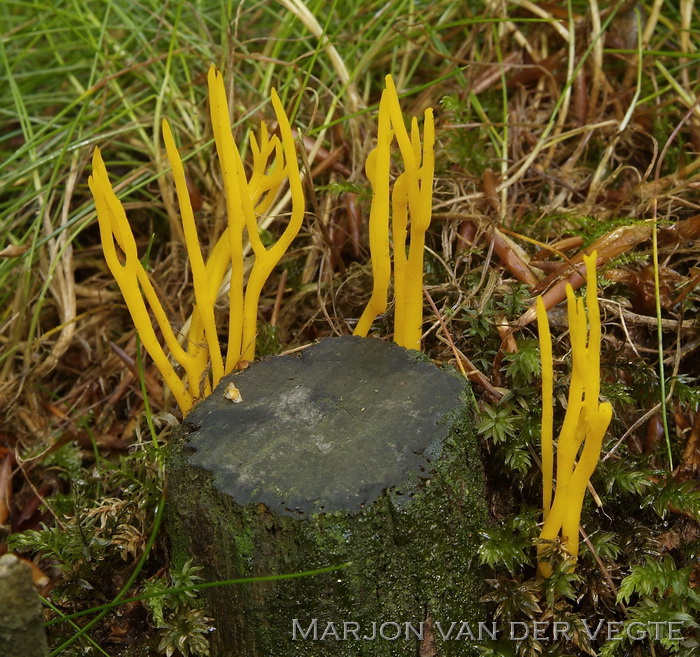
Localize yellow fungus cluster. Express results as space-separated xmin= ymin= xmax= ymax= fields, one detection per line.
xmin=353 ymin=75 xmax=435 ymax=351
xmin=536 ymin=251 xmax=613 ymax=576
xmin=89 ymin=66 xmax=304 ymax=413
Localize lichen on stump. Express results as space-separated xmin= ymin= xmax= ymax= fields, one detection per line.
xmin=167 ymin=336 xmax=487 ymax=656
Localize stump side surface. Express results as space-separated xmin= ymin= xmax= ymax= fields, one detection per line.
xmin=0 ymin=554 xmax=49 ymax=657
xmin=183 ymin=336 xmax=464 ymax=515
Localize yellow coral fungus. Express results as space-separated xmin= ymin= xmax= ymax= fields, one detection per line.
xmin=536 ymin=251 xmax=612 ymax=576
xmin=536 ymin=296 xmax=554 ymax=520
xmin=353 ymin=86 xmax=393 ymax=340
xmin=89 ymin=148 xmax=195 ymax=414
xmin=353 ymin=75 xmax=435 ymax=351
xmin=90 ymin=65 xmax=304 ymax=414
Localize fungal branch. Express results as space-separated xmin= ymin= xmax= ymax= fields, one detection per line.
xmin=536 ymin=251 xmax=613 ymax=577
xmin=89 ymin=65 xmax=304 ymax=414
xmin=353 ymin=75 xmax=435 ymax=351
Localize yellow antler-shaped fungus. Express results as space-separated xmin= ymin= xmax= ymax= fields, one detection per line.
xmin=536 ymin=251 xmax=612 ymax=576
xmin=353 ymin=85 xmax=393 ymax=341
xmin=90 ymin=65 xmax=304 ymax=414
xmin=90 ymin=149 xmax=195 ymax=414
xmin=204 ymin=66 xmax=304 ymax=367
xmin=354 ymin=75 xmax=435 ymax=351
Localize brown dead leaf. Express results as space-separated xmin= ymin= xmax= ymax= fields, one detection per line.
xmin=0 ymin=244 xmax=28 ymax=258
xmin=0 ymin=456 xmax=12 ymax=525
xmin=679 ymin=409 xmax=700 ymax=475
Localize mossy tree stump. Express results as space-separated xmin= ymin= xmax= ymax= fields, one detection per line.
xmin=168 ymin=336 xmax=487 ymax=656
xmin=0 ymin=554 xmax=49 ymax=657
